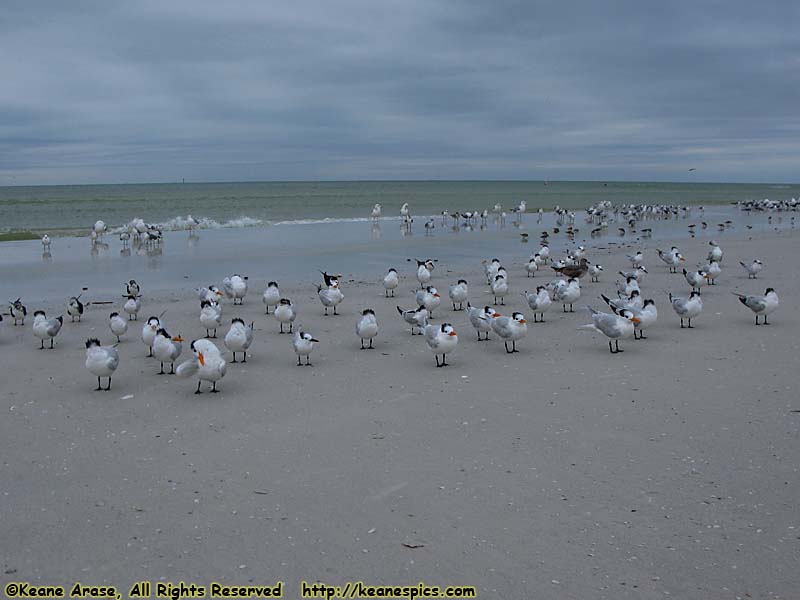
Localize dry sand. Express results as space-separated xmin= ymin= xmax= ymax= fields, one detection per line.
xmin=2 ymin=229 xmax=799 ymax=599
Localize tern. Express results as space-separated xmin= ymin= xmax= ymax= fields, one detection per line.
xmin=123 ymin=294 xmax=141 ymax=320
xmin=85 ymin=338 xmax=119 ymax=390
xmin=739 ymin=259 xmax=763 ymax=279
xmin=733 ymin=288 xmax=778 ymax=324
xmin=383 ymin=268 xmax=399 ymax=297
xmin=356 ymin=308 xmax=379 ymax=349
xmin=424 ymin=322 xmax=458 ymax=367
xmin=491 ymin=275 xmax=509 ymax=305
xmin=415 ymin=260 xmax=435 ymax=286
xmin=274 ymin=298 xmax=296 ymax=333
xmin=467 ymin=304 xmax=497 ymax=340
xmin=491 ymin=311 xmax=528 ymax=353
xmin=109 ymin=311 xmax=128 ymax=342
xmin=200 ymin=299 xmax=222 ymax=338
xmin=141 ymin=316 xmax=161 ymax=357
xmin=318 ymin=271 xmax=344 ymax=315
xmin=708 ymin=241 xmax=723 ymax=263
xmin=153 ymin=328 xmax=184 ymax=374
xmin=415 ymin=286 xmax=441 ymax=318
xmin=525 ymin=257 xmax=539 ymax=277
xmin=580 ymin=307 xmax=639 ymax=353
xmin=223 ymin=274 xmax=248 ymax=305
xmin=555 ymin=278 xmax=581 ymax=312
xmin=126 ymin=280 xmax=140 ymax=297
xmin=657 ymin=247 xmax=685 ymax=273
xmin=522 ymin=287 xmax=552 ymax=322
xmin=683 ymin=269 xmax=710 ymax=294
xmin=33 ymin=311 xmax=63 ymax=349
xmin=67 ymin=295 xmax=85 ymax=322
xmin=262 ymin=281 xmax=281 ymax=314
xmin=669 ymin=291 xmax=703 ymax=328
xmin=9 ymin=298 xmax=27 ymax=325
xmin=177 ymin=339 xmax=227 ymax=393
xmin=626 ymin=251 xmax=644 ymax=268
xmin=41 ymin=234 xmax=51 ymax=251
xmin=224 ymin=318 xmax=254 ymax=362
xmin=618 ymin=266 xmax=648 ymax=282
xmin=293 ymin=329 xmax=319 ymax=366
xmin=448 ymin=279 xmax=469 ymax=311
xmin=588 ymin=264 xmax=604 ymax=282
xmin=397 ymin=305 xmax=428 ymax=335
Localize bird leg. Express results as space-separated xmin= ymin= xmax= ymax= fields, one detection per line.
xmin=242 ymin=354 xmax=248 ymax=363
xmin=324 ymin=307 xmax=328 ymax=316
xmin=195 ymin=381 xmax=203 ymax=394
xmin=369 ymin=339 xmax=374 ymax=349
xmin=360 ymin=339 xmax=365 ymax=349
xmin=231 ymin=352 xmax=238 ymax=363
xmin=105 ymin=378 xmax=112 ymax=391
xmin=158 ymin=362 xmax=165 ymax=374
xmin=50 ymin=338 xmax=54 ymax=349
xmin=211 ymin=382 xmax=219 ymax=393
xmin=40 ymin=339 xmax=45 ymax=349
xmin=297 ymin=356 xmax=302 ymax=366
xmin=96 ymin=377 xmax=102 ymax=391
xmin=435 ymin=355 xmax=442 ymax=367
xmin=305 ymin=356 xmax=312 ymax=366
xmin=687 ymin=319 xmax=694 ymax=328
xmin=170 ymin=363 xmax=176 ymax=374
xmin=280 ymin=323 xmax=284 ymax=333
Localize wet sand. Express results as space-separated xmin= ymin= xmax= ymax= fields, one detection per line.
xmin=1 ymin=223 xmax=798 ymax=599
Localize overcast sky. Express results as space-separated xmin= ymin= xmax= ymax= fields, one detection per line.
xmin=1 ymin=0 xmax=798 ymax=185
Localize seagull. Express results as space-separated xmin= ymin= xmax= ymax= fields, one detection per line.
xmin=580 ymin=307 xmax=639 ymax=353
xmin=109 ymin=311 xmax=128 ymax=342
xmin=123 ymin=294 xmax=141 ymax=321
xmin=177 ymin=339 xmax=227 ymax=393
xmin=448 ymin=279 xmax=469 ymax=310
xmin=356 ymin=309 xmax=379 ymax=349
xmin=222 ymin=274 xmax=248 ymax=305
xmin=141 ymin=316 xmax=161 ymax=357
xmin=733 ymin=288 xmax=779 ymax=325
xmin=467 ymin=304 xmax=497 ymax=340
xmin=383 ymin=268 xmax=399 ymax=297
xmin=318 ymin=271 xmax=344 ymax=316
xmin=522 ymin=287 xmax=552 ymax=322
xmin=491 ymin=311 xmax=528 ymax=353
xmin=371 ymin=203 xmax=382 ymax=221
xmin=424 ymin=322 xmax=458 ymax=367
xmin=491 ymin=274 xmax=509 ymax=305
xmin=262 ymin=281 xmax=280 ymax=314
xmin=153 ymin=328 xmax=184 ymax=374
xmin=739 ymin=259 xmax=763 ymax=279
xmin=293 ymin=329 xmax=319 ymax=366
xmin=84 ymin=338 xmax=119 ymax=390
xmin=200 ymin=299 xmax=222 ymax=338
xmin=9 ymin=298 xmax=27 ymax=325
xmin=669 ymin=291 xmax=703 ymax=328
xmin=415 ymin=286 xmax=441 ymax=318
xmin=397 ymin=305 xmax=428 ymax=335
xmin=224 ymin=318 xmax=254 ymax=362
xmin=33 ymin=311 xmax=63 ymax=349
xmin=274 ymin=298 xmax=297 ymax=333
xmin=41 ymin=234 xmax=51 ymax=251
xmin=552 ymin=257 xmax=589 ymax=279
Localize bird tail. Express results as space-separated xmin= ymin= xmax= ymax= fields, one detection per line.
xmin=396 ymin=306 xmax=404 ymax=315
xmin=600 ymin=294 xmax=612 ymax=307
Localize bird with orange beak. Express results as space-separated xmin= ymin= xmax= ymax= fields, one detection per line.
xmin=424 ymin=322 xmax=458 ymax=367
xmin=491 ymin=311 xmax=528 ymax=353
xmin=580 ymin=307 xmax=640 ymax=353
xmin=153 ymin=328 xmax=183 ymax=374
xmin=177 ymin=339 xmax=227 ymax=393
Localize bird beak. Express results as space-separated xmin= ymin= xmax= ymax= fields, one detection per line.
xmin=448 ymin=331 xmax=457 ymax=337
xmin=680 ymin=257 xmax=686 ymax=262
xmin=173 ymin=336 xmax=184 ymax=342
xmin=198 ymin=352 xmax=205 ymax=365
xmin=493 ymin=313 xmax=502 ymax=317
xmin=216 ymin=291 xmax=223 ymax=296
xmin=311 ymin=338 xmax=320 ymax=342
xmin=518 ymin=319 xmax=527 ymax=324
xmin=631 ymin=317 xmax=642 ymax=324
xmin=433 ymin=293 xmax=440 ymax=298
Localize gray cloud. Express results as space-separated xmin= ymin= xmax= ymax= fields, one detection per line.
xmin=1 ymin=0 xmax=798 ymax=184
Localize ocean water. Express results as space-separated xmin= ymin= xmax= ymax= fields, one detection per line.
xmin=1 ymin=180 xmax=797 ymax=238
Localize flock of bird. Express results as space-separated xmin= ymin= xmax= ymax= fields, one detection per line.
xmin=4 ymin=199 xmax=788 ymax=393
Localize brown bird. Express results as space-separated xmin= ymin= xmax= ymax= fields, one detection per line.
xmin=552 ymin=257 xmax=589 ymax=278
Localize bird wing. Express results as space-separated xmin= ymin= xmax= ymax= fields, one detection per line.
xmin=176 ymin=359 xmax=198 ymax=378
xmin=424 ymin=326 xmax=439 ymax=348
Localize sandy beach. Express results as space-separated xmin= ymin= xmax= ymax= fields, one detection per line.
xmin=1 ymin=219 xmax=798 ymax=599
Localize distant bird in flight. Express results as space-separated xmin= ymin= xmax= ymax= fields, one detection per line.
xmin=688 ymin=168 xmax=697 ymax=172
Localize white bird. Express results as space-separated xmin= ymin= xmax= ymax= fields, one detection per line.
xmin=538 ymin=245 xmax=550 ymax=263
xmin=522 ymin=287 xmax=552 ymax=323
xmin=416 ymin=259 xmax=434 ymax=286
xmin=318 ymin=271 xmax=344 ymax=316
xmin=123 ymin=294 xmax=141 ymax=320
xmin=580 ymin=307 xmax=639 ymax=353
xmin=626 ymin=251 xmax=644 ymax=268
xmin=33 ymin=311 xmax=63 ymax=349
xmin=41 ymin=234 xmax=51 ymax=251
xmin=224 ymin=318 xmax=254 ymax=362
xmin=555 ymin=278 xmax=581 ymax=312
xmin=491 ymin=311 xmax=528 ymax=353
xmin=657 ymin=247 xmax=685 ymax=273
xmin=699 ymin=260 xmax=721 ymax=285
xmin=424 ymin=322 xmax=458 ymax=367
xmin=483 ymin=258 xmax=502 ymax=283
xmin=383 ymin=268 xmax=399 ymax=297
xmin=669 ymin=291 xmax=703 ymax=328
xmin=588 ymin=263 xmax=604 ymax=282
xmin=356 ymin=308 xmax=379 ymax=349
xmin=293 ymin=329 xmax=319 ymax=366
xmin=223 ymin=274 xmax=248 ymax=304
xmin=177 ymin=339 xmax=227 ymax=393
xmin=126 ymin=280 xmax=140 ymax=296
xmin=400 ymin=203 xmax=410 ymax=220
xmin=415 ymin=286 xmax=441 ymax=318
xmin=109 ymin=311 xmax=128 ymax=342
xmin=448 ymin=279 xmax=469 ymax=311
xmin=619 ymin=266 xmax=648 ymax=282
xmin=525 ymin=257 xmax=539 ymax=277
xmin=683 ymin=268 xmax=709 ymax=293
xmin=197 ymin=285 xmax=225 ymax=303
xmin=262 ymin=281 xmax=281 ymax=314
xmin=93 ymin=220 xmax=107 ymax=236
xmin=200 ymin=299 xmax=222 ymax=338
xmin=84 ymin=338 xmax=119 ymax=390
xmin=733 ymin=288 xmax=779 ymax=325
xmin=467 ymin=304 xmax=497 ymax=340
xmin=708 ymin=241 xmax=723 ymax=263
xmin=67 ymin=295 xmax=85 ymax=322
xmin=141 ymin=316 xmax=161 ymax=357
xmin=371 ymin=203 xmax=382 ymax=221
xmin=9 ymin=298 xmax=27 ymax=325
xmin=601 ymin=290 xmax=642 ymax=313
xmin=153 ymin=328 xmax=184 ymax=374
xmin=491 ymin=275 xmax=509 ymax=305
xmin=274 ymin=298 xmax=297 ymax=333
xmin=631 ymin=298 xmax=658 ymax=339
xmin=424 ymin=219 xmax=435 ymax=234
xmin=397 ymin=305 xmax=428 ymax=335
xmin=740 ymin=259 xmax=763 ymax=279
